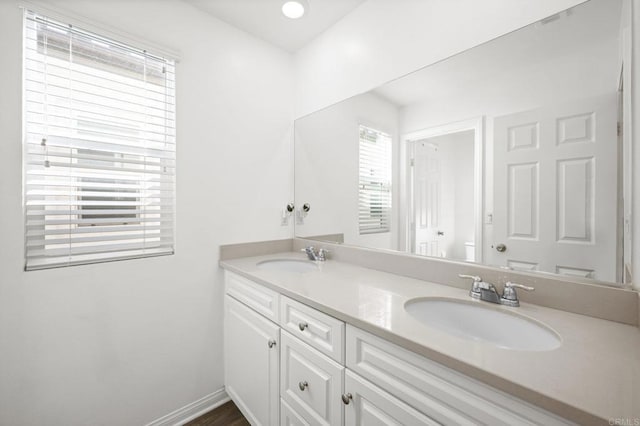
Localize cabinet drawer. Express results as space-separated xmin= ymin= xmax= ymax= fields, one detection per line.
xmin=344 ymin=369 xmax=439 ymax=426
xmin=226 ymin=271 xmax=279 ymax=323
xmin=280 ymin=296 xmax=344 ymax=363
xmin=281 ymin=331 xmax=344 ymax=426
xmin=281 ymin=398 xmax=311 ymax=426
xmin=346 ymin=326 xmax=573 ymax=426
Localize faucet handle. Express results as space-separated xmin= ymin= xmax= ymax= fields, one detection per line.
xmin=505 ymin=282 xmax=534 ymax=291
xmin=317 ymin=248 xmax=330 ymax=260
xmin=458 ymin=274 xmax=482 ymax=282
xmin=460 ymin=274 xmax=484 ymax=299
xmin=501 ymin=281 xmax=534 ymax=307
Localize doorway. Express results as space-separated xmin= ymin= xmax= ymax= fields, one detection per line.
xmin=403 ymin=118 xmax=484 ymax=262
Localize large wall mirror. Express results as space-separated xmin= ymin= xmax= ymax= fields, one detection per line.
xmin=295 ymin=0 xmax=633 ymax=287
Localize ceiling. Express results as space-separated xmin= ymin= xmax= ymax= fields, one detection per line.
xmin=373 ymin=0 xmax=621 ymax=108
xmin=183 ymin=0 xmax=367 ymax=52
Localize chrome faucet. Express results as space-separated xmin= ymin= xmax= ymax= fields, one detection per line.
xmin=458 ymin=274 xmax=534 ymax=307
xmin=301 ymin=246 xmax=330 ymax=261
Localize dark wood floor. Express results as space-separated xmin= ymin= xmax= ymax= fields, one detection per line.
xmin=186 ymin=400 xmax=250 ymax=426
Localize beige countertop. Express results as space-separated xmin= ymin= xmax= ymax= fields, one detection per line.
xmin=220 ymin=252 xmax=640 ymax=425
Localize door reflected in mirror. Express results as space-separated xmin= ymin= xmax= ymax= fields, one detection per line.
xmin=407 ymin=124 xmax=480 ymax=264
xmin=294 ymin=0 xmax=630 ymax=286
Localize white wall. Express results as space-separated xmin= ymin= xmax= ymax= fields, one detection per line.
xmin=0 ymin=1 xmax=293 ymax=425
xmin=294 ymin=0 xmax=588 ymax=118
xmin=632 ymin=0 xmax=640 ymax=290
xmin=295 ymin=92 xmax=399 ymax=250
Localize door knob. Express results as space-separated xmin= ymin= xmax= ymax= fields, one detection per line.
xmin=298 ymin=322 xmax=308 ymax=331
xmin=298 ymin=381 xmax=308 ymax=391
xmin=341 ymin=393 xmax=353 ymax=405
xmin=267 ymin=339 xmax=276 ymax=348
xmin=495 ymin=243 xmax=507 ymax=252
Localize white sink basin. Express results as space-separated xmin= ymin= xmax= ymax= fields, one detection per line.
xmin=257 ymin=259 xmax=319 ymax=273
xmin=405 ymin=298 xmax=561 ymax=351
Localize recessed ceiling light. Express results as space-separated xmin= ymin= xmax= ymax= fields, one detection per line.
xmin=282 ymin=1 xmax=305 ymax=19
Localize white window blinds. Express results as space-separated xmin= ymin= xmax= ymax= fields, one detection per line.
xmin=358 ymin=125 xmax=392 ymax=235
xmin=23 ymin=11 xmax=176 ymax=270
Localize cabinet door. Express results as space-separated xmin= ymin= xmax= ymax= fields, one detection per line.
xmin=280 ymin=331 xmax=344 ymax=426
xmin=225 ymin=295 xmax=280 ymax=426
xmin=281 ymin=398 xmax=312 ymax=426
xmin=344 ymin=370 xmax=439 ymax=426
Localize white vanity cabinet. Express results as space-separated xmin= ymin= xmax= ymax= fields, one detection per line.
xmin=224 ymin=270 xmax=573 ymax=426
xmin=224 ymin=271 xmax=347 ymax=426
xmin=224 ymin=272 xmax=281 ymax=426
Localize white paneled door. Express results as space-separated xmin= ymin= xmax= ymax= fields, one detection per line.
xmin=491 ymin=94 xmax=618 ymax=281
xmin=411 ymin=142 xmax=444 ymax=257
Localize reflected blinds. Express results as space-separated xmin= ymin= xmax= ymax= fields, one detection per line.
xmin=23 ymin=11 xmax=176 ymax=270
xmin=358 ymin=125 xmax=392 ymax=235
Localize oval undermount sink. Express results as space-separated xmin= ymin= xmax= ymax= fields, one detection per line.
xmin=256 ymin=259 xmax=319 ymax=273
xmin=405 ymin=298 xmax=561 ymax=351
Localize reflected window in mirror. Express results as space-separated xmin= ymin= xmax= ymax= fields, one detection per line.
xmin=358 ymin=125 xmax=392 ymax=235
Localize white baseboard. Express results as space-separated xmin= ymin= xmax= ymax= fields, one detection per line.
xmin=146 ymin=388 xmax=230 ymax=426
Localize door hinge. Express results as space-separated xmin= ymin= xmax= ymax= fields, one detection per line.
xmin=410 ymin=158 xmax=415 ymax=167
xmin=617 ymin=122 xmax=622 ymax=137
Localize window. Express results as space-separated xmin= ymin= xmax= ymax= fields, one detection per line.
xmin=23 ymin=11 xmax=176 ymax=270
xmin=358 ymin=125 xmax=392 ymax=234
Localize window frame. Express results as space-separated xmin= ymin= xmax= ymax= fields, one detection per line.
xmin=22 ymin=9 xmax=177 ymax=270
xmin=358 ymin=124 xmax=393 ymax=235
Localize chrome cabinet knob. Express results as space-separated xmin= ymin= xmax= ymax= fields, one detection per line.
xmin=298 ymin=322 xmax=308 ymax=331
xmin=495 ymin=243 xmax=507 ymax=252
xmin=298 ymin=381 xmax=308 ymax=391
xmin=267 ymin=339 xmax=276 ymax=348
xmin=341 ymin=393 xmax=353 ymax=405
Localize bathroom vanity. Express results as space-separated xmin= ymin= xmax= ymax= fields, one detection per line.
xmin=220 ymin=243 xmax=640 ymax=426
